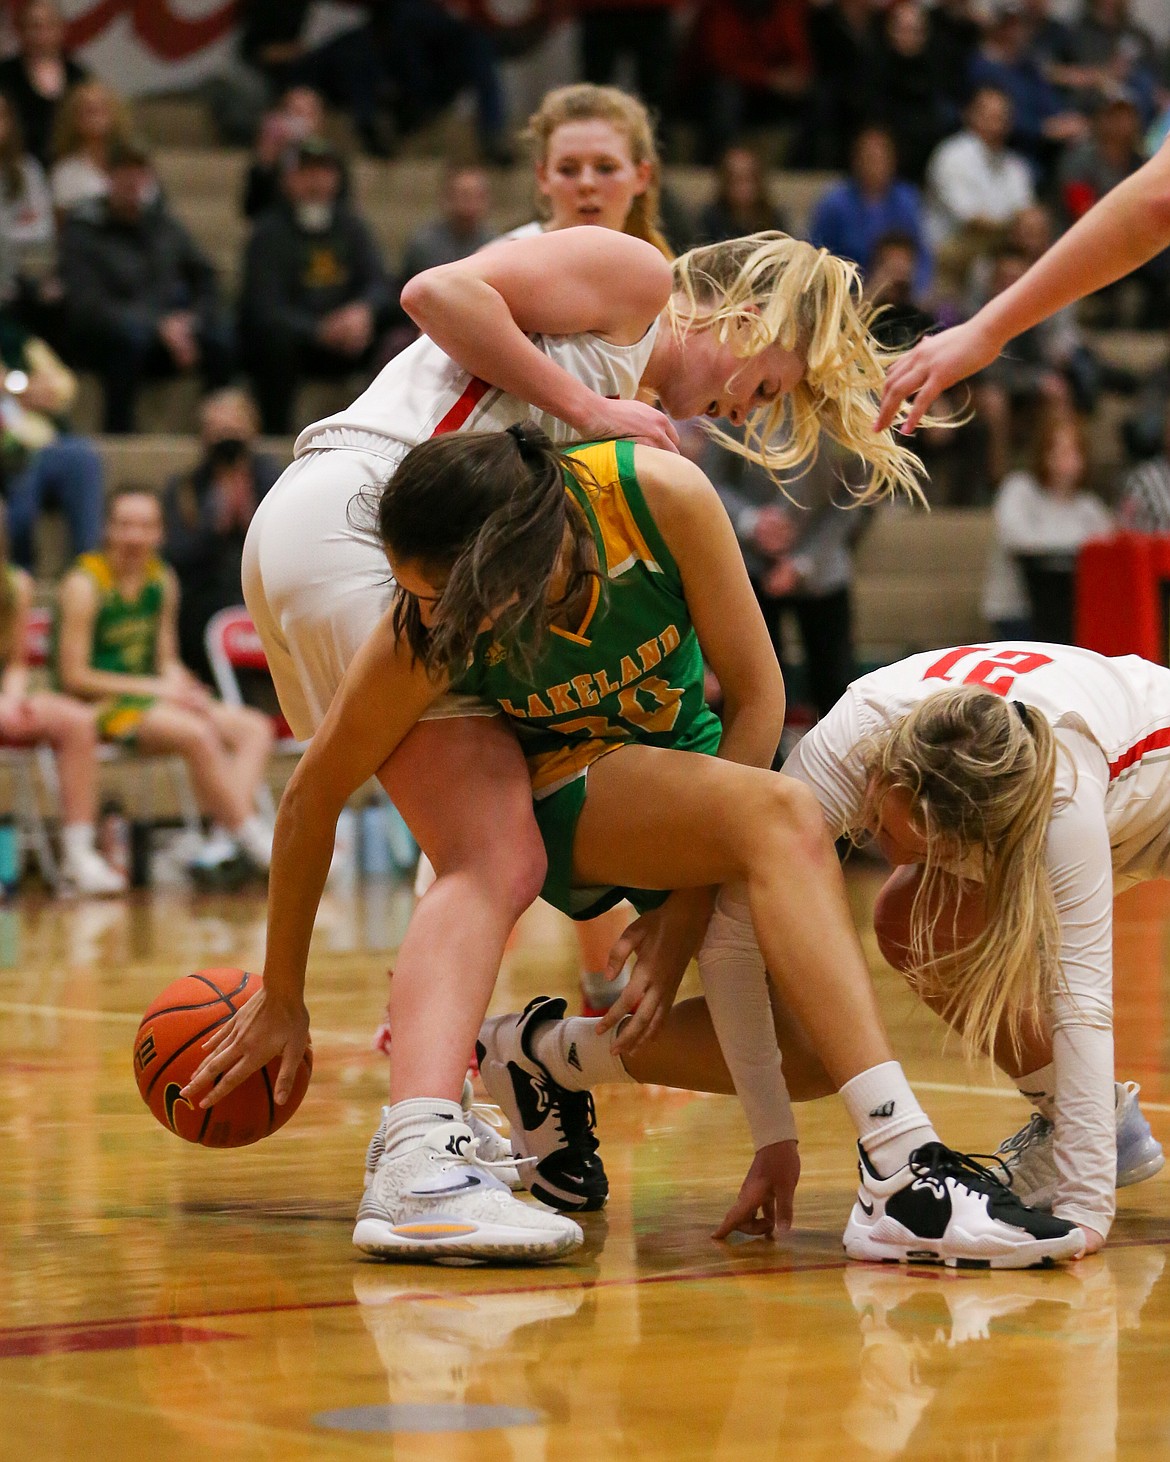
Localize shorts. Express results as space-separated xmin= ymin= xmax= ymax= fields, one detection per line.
xmin=98 ymin=694 xmax=155 ymax=744
xmin=242 ymin=439 xmax=496 ymax=739
xmin=534 ymin=757 xmax=668 ymax=922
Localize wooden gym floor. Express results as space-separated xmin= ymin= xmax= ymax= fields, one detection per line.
xmin=1 ymin=868 xmax=1169 ymax=1461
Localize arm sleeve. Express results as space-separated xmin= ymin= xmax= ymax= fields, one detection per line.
xmin=780 ymin=688 xmax=871 ymax=837
xmin=1045 ymin=731 xmax=1117 ymax=1237
xmin=697 ymin=884 xmax=798 ymax=1150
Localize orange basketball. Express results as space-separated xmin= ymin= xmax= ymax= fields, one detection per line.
xmin=132 ymin=968 xmax=312 ymax=1147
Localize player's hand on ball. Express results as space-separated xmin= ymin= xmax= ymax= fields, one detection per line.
xmin=183 ymin=986 xmax=310 ymax=1108
xmin=713 ymin=1140 xmax=801 ymax=1241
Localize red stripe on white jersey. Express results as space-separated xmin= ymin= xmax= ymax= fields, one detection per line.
xmin=1109 ymin=726 xmax=1170 ymax=781
xmin=432 ymin=377 xmax=491 ymax=435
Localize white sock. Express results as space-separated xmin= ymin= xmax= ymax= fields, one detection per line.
xmin=531 ymin=1016 xmax=633 ymax=1090
xmin=1014 ymin=1063 xmax=1056 ymax=1121
xmin=840 ymin=1061 xmax=938 ymax=1177
xmin=61 ymin=823 xmax=96 ymax=862
xmin=382 ymin=1097 xmax=463 ymax=1159
xmin=580 ymin=963 xmax=631 ymax=1006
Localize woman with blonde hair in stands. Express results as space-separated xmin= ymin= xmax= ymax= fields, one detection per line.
xmin=237 ymin=224 xmax=937 ymax=1240
xmin=511 ymin=82 xmax=672 ymax=256
xmin=48 ymin=78 xmax=133 ymax=216
xmin=0 ymin=503 xmax=123 ymax=896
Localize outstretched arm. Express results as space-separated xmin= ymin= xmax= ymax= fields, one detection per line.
xmin=876 ymin=135 xmax=1170 ymax=433
xmin=401 ymin=230 xmax=680 ymax=452
xmin=183 ymin=610 xmax=448 ymax=1107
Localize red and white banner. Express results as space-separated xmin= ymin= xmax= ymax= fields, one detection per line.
xmin=5 ymin=1 xmax=371 ymax=97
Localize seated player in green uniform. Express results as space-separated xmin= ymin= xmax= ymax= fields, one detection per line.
xmin=53 ymin=484 xmax=277 ymax=879
xmin=183 ymin=425 xmax=1084 ymax=1272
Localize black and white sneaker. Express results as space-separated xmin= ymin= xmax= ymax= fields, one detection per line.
xmin=843 ymin=1141 xmax=1086 ymax=1269
xmin=477 ymin=995 xmax=608 ymax=1213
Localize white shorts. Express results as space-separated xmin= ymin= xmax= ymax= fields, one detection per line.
xmin=242 ymin=441 xmax=497 ymax=739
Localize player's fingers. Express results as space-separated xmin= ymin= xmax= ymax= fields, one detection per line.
xmin=612 ymin=988 xmax=659 ymax=1053
xmin=596 ymin=982 xmax=641 ymax=1034
xmin=197 ymin=1053 xmax=253 ymax=1108
xmin=713 ymin=1198 xmax=755 ymax=1240
xmin=875 ymin=364 xmax=926 ymax=432
xmin=200 ymin=1021 xmax=235 ymax=1053
xmin=605 ymin=934 xmax=639 ymax=982
xmin=658 ymin=416 xmax=681 ymax=451
xmin=274 ymin=1043 xmax=301 ymax=1105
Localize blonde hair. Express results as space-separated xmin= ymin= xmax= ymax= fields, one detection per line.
xmin=524 ymin=83 xmax=672 ymax=260
xmin=858 ymin=686 xmax=1061 ymax=1060
xmin=51 ymin=79 xmax=133 ymax=164
xmin=670 ymin=231 xmax=935 ymax=505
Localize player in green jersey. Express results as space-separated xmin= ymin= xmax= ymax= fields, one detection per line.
xmin=186 ymin=425 xmax=1083 ymax=1271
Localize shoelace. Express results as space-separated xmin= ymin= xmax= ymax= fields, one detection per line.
xmin=994 ymin=1112 xmax=1052 ymax=1162
xmin=910 ymin=1142 xmax=1014 ymax=1196
xmin=465 ymin=1099 xmax=509 ymax=1134
xmin=438 ymin=1132 xmax=536 ymax=1176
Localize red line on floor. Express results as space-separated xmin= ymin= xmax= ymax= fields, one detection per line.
xmin=0 ymin=1320 xmax=241 ymax=1358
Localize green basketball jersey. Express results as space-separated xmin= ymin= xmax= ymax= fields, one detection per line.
xmin=68 ymin=550 xmax=167 ymax=677
xmin=456 ymin=439 xmax=722 ymax=798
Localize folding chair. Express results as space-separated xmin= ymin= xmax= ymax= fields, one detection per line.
xmin=204 ymin=606 xmax=304 ymax=820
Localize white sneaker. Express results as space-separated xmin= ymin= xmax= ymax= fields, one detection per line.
xmin=843 ymin=1141 xmax=1086 ymax=1269
xmin=364 ymin=1079 xmax=521 ymax=1190
xmin=235 ymin=816 xmax=274 ymax=869
xmin=996 ymin=1081 xmax=1166 ymax=1210
xmin=353 ymin=1120 xmax=583 ymax=1264
xmin=478 ymin=995 xmax=608 ymax=1212
xmin=61 ymin=846 xmax=127 ymax=897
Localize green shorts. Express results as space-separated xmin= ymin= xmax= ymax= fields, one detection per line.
xmin=97 ymin=694 xmax=156 ymax=744
xmin=532 ymin=718 xmax=722 ymax=922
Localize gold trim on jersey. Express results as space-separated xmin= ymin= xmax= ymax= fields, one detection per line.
xmin=567 ymin=441 xmax=662 ymax=580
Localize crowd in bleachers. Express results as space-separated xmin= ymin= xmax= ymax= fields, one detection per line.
xmin=0 ymin=0 xmax=1166 ymax=893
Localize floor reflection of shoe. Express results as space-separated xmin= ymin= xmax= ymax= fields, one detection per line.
xmin=477 ymin=995 xmax=608 ymax=1212
xmin=353 ymin=1270 xmax=587 ymax=1401
xmin=844 ymin=1266 xmax=1044 ymax=1347
xmin=353 ymin=1120 xmax=582 ymax=1264
xmin=843 ymin=1142 xmax=1085 ymax=1269
xmin=996 ymin=1081 xmax=1165 ymax=1210
xmin=364 ymin=1079 xmax=521 ymax=1191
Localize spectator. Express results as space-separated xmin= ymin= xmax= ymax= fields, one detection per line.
xmin=55 ymin=485 xmax=276 ymax=881
xmin=1119 ymin=401 xmax=1170 ymax=532
xmin=932 ymin=0 xmax=986 ymax=103
xmin=967 ymin=1 xmax=1086 ymax=171
xmin=0 ymin=302 xmax=102 ymax=569
xmin=0 ymin=0 xmax=86 ymax=168
xmin=0 ymin=502 xmax=124 ymax=895
xmin=162 ymin=389 xmax=280 ymax=685
xmin=924 ymin=84 xmax=1034 ymax=301
xmin=808 ymin=126 xmax=928 ymax=290
xmin=1059 ymin=94 xmax=1170 ymax=324
xmin=0 ymin=93 xmax=53 ymax=287
xmin=401 ymin=165 xmax=493 ymax=281
xmin=238 ymin=0 xmax=392 ymax=156
xmin=242 ymin=85 xmax=332 ymax=221
xmin=240 ymin=136 xmax=391 ymax=434
xmin=804 ymin=0 xmax=881 ymax=170
xmin=575 ymin=0 xmax=678 ymax=125
xmin=973 ymin=244 xmax=1076 ymax=485
xmin=682 ymin=0 xmax=814 ymax=165
xmin=1048 ymin=0 xmax=1160 ymax=126
xmin=867 ymin=229 xmax=992 ymax=503
xmin=982 ymin=408 xmax=1112 ymax=639
xmin=694 ymin=145 xmax=787 ymax=245
xmin=866 ymin=0 xmax=956 ymax=183
xmin=373 ymin=0 xmax=510 ymax=165
xmin=706 ymin=428 xmax=868 ymax=726
xmin=60 ymin=141 xmax=234 ymax=434
xmin=48 ymin=79 xmax=134 ymax=217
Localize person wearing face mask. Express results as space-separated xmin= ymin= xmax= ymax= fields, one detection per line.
xmin=240 ymin=136 xmax=393 ymax=435
xmin=59 ymin=140 xmax=234 ymax=433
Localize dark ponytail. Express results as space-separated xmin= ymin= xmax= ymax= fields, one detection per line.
xmin=374 ymin=424 xmax=600 ymax=674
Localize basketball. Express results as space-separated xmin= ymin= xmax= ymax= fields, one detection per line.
xmin=132 ymin=968 xmax=312 ymax=1147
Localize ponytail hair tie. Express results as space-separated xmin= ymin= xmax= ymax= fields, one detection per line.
xmin=1012 ymin=700 xmax=1031 ymax=728
xmin=506 ymin=422 xmax=532 ymax=455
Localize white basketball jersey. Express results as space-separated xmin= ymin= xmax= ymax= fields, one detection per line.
xmin=293 ymin=322 xmax=659 ymax=458
xmin=794 ymin=642 xmax=1170 ymax=881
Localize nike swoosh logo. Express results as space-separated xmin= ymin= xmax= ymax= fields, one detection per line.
xmin=164 ymin=1082 xmax=192 ymax=1133
xmin=858 ymin=1195 xmax=874 ymax=1216
xmin=414 ymin=1176 xmax=484 ymax=1197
